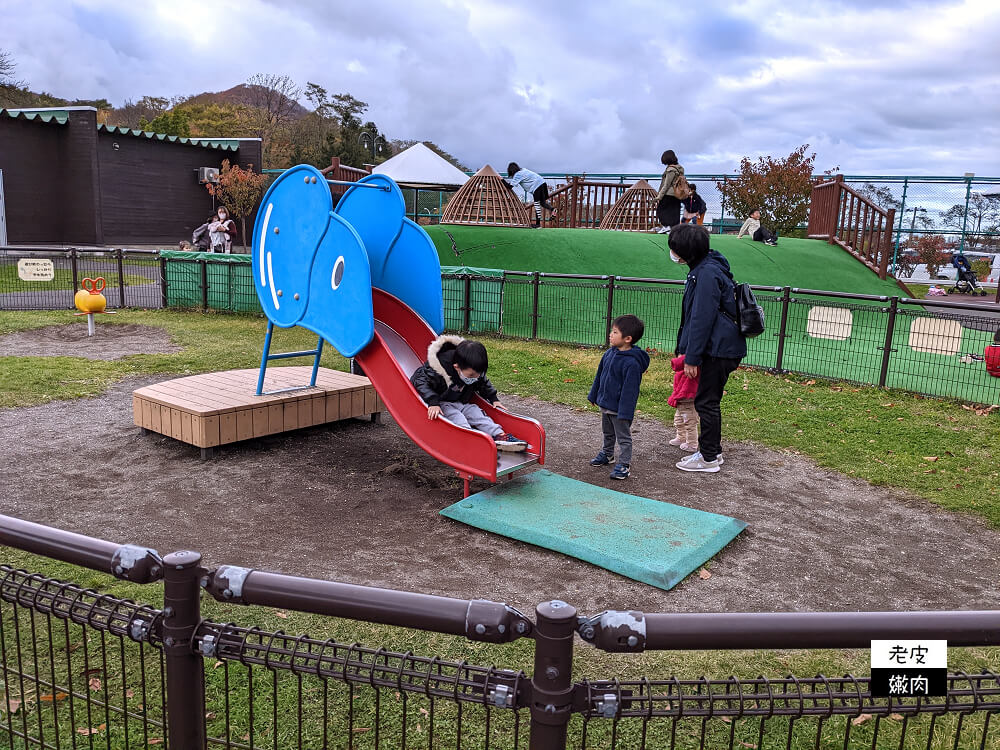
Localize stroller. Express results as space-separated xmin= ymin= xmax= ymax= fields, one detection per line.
xmin=948 ymin=253 xmax=987 ymax=296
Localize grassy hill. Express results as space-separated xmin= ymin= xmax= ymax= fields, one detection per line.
xmin=425 ymin=226 xmax=909 ymax=297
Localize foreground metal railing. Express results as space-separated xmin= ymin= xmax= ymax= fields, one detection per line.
xmin=2 ymin=514 xmax=999 ymax=749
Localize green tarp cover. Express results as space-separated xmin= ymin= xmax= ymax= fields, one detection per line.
xmin=440 ymin=265 xmax=503 ymax=332
xmin=441 ymin=470 xmax=747 ymax=591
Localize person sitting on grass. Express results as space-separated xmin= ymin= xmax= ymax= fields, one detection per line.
xmin=737 ymin=209 xmax=777 ymax=246
xmin=411 ymin=336 xmax=527 ymax=451
xmin=587 ymin=314 xmax=650 ymax=480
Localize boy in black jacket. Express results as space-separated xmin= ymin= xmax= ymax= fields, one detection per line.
xmin=587 ymin=315 xmax=650 ymax=480
xmin=411 ymin=335 xmax=527 ymax=451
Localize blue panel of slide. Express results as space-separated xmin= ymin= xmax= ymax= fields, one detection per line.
xmin=335 ymin=174 xmax=405 ymax=278
xmin=379 ymin=218 xmax=445 ymax=333
xmin=252 ymin=165 xmax=332 ymax=328
xmin=302 ymin=213 xmax=374 ymax=358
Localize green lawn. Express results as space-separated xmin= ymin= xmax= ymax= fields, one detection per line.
xmin=2 ymin=309 xmax=998 ymax=748
xmin=425 ymin=225 xmax=912 ymax=296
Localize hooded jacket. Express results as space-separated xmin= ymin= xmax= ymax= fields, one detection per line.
xmin=667 ymin=355 xmax=699 ymax=406
xmin=675 ymin=250 xmax=747 ymax=367
xmin=410 ymin=335 xmax=499 ymax=406
xmin=587 ymin=346 xmax=650 ymax=422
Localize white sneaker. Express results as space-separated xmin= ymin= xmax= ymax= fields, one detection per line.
xmin=655 ymin=226 xmax=669 ymax=234
xmin=676 ymin=454 xmax=720 ymax=472
xmin=677 ymin=451 xmax=724 ymax=466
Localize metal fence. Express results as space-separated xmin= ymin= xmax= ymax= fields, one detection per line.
xmin=3 ymin=247 xmax=998 ymax=404
xmin=0 ymin=247 xmax=164 ymax=310
xmin=2 ymin=514 xmax=999 ymax=749
xmin=459 ymin=271 xmax=1000 ymax=405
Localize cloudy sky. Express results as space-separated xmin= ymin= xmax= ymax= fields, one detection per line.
xmin=3 ymin=0 xmax=999 ymax=176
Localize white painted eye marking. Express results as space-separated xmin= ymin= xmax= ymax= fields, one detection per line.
xmin=259 ymin=202 xmax=273 ymax=286
xmin=266 ymin=251 xmax=280 ymax=310
xmin=331 ymin=255 xmax=345 ymax=290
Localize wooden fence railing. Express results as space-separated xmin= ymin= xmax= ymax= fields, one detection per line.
xmin=807 ymin=175 xmax=897 ymax=279
xmin=320 ymin=156 xmax=372 ymax=200
xmin=545 ymin=177 xmax=630 ymax=228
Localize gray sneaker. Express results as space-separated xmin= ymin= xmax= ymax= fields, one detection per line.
xmin=676 ymin=454 xmax=720 ymax=473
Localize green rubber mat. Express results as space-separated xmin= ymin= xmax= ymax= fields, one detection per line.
xmin=441 ymin=470 xmax=747 ymax=591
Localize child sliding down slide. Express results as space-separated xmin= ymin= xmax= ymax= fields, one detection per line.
xmin=411 ymin=336 xmax=527 ymax=452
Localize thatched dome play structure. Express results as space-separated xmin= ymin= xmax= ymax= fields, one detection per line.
xmin=597 ymin=179 xmax=659 ymax=232
xmin=441 ymin=165 xmax=531 ymax=227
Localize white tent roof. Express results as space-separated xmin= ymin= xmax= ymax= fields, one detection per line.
xmin=371 ymin=142 xmax=469 ymax=190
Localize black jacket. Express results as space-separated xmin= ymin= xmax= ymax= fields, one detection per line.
xmin=410 ymin=335 xmax=499 ymax=406
xmin=675 ymin=250 xmax=747 ymax=366
xmin=683 ymin=192 xmax=707 ymax=216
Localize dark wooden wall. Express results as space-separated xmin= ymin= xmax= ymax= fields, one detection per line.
xmin=1 ymin=108 xmax=263 ymax=247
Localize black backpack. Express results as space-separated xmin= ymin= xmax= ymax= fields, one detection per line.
xmin=733 ymin=283 xmax=765 ymax=338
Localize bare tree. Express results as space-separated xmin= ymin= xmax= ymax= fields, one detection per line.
xmin=0 ymin=48 xmax=28 ymax=107
xmin=242 ymin=73 xmax=302 ymax=136
xmin=106 ymin=96 xmax=170 ymax=129
xmin=241 ymin=73 xmax=303 ymax=167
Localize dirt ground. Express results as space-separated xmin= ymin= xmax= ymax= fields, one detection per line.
xmin=2 ymin=367 xmax=998 ymax=617
xmin=0 ymin=324 xmax=181 ymax=359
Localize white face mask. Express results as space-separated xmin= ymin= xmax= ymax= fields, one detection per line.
xmin=459 ymin=373 xmax=479 ymax=385
xmin=669 ymin=250 xmax=685 ymax=264
xmin=218 ymin=213 xmax=226 ymax=220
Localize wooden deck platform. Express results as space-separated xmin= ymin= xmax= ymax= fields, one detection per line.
xmin=132 ymin=367 xmax=383 ymax=457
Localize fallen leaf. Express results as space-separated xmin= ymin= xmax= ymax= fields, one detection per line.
xmin=273 ymin=610 xmax=288 ymax=619
xmin=6 ymin=698 xmax=21 ymax=714
xmin=88 ymin=678 xmax=101 ymax=692
xmin=213 ymin=661 xmax=223 ymax=670
xmin=76 ymin=723 xmax=106 ymax=736
xmin=149 ymin=739 xmax=162 ymax=745
xmin=419 ymin=707 xmax=429 ymax=716
xmin=352 ymin=728 xmax=371 ymax=733
xmin=890 ymin=713 xmax=904 ymax=721
xmin=740 ymin=743 xmax=757 ymax=749
xmin=924 ymin=469 xmax=937 ymax=474
xmin=240 ymin=734 xmax=249 ymax=742
xmin=721 ymin=715 xmax=732 ymax=723
xmin=570 ymin=359 xmax=580 ymax=365
xmin=852 ymin=713 xmax=873 ymax=726
xmin=40 ymin=692 xmax=69 ymax=702
xmin=205 ymin=712 xmax=217 ymax=720
xmin=698 ymin=568 xmax=712 ymax=580
xmin=923 ymin=456 xmax=939 ymax=462
xmin=125 ymin=689 xmax=134 ymax=699
xmin=804 ymin=379 xmax=816 ymax=385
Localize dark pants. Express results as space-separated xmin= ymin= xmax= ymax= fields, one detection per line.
xmin=656 ymin=195 xmax=681 ymax=228
xmin=694 ymin=355 xmax=740 ymax=462
xmin=601 ymin=412 xmax=633 ymax=465
xmin=752 ymin=226 xmax=777 ymax=243
xmin=532 ymin=183 xmax=554 ymax=211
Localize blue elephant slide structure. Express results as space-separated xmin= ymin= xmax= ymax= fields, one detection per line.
xmin=251 ymin=165 xmax=545 ymax=496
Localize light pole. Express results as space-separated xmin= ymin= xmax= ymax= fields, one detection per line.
xmin=909 ymin=206 xmax=927 ymax=236
xmin=358 ymin=130 xmax=385 ymax=162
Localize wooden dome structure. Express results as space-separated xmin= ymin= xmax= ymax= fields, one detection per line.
xmin=441 ymin=165 xmax=530 ymax=227
xmin=597 ymin=179 xmax=658 ymax=232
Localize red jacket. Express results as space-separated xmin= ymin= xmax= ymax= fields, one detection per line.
xmin=986 ymin=344 xmax=1000 ymax=378
xmin=668 ymin=355 xmax=699 ymax=406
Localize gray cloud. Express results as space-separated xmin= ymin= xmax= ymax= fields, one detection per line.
xmin=2 ymin=0 xmax=998 ymax=175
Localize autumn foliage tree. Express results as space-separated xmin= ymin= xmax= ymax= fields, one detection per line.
xmin=906 ymin=233 xmax=950 ymax=279
xmin=206 ymin=160 xmax=267 ymax=251
xmin=716 ymin=144 xmax=817 ymax=236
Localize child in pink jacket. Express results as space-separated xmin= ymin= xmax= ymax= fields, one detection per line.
xmin=668 ymin=355 xmax=699 ymax=450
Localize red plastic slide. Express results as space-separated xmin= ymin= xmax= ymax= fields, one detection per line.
xmin=354 ymin=289 xmax=545 ymax=489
